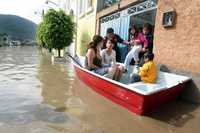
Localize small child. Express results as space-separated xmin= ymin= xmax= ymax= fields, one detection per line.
xmin=130 ymin=52 xmax=157 ymax=83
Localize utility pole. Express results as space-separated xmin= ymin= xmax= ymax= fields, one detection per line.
xmin=75 ymin=0 xmax=78 ymax=56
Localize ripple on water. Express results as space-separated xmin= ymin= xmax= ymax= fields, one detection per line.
xmin=65 ymin=97 xmax=86 ymax=116
xmin=0 ymin=64 xmax=15 ymax=71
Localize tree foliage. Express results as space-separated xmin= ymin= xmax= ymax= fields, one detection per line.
xmin=36 ymin=22 xmax=46 ymax=48
xmin=36 ymin=9 xmax=75 ymax=57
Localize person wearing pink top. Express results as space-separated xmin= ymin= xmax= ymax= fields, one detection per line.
xmin=124 ymin=25 xmax=148 ymax=71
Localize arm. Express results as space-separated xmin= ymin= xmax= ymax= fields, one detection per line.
xmin=123 ymin=40 xmax=130 ymax=45
xmin=113 ymin=50 xmax=116 ymax=62
xmin=139 ymin=34 xmax=148 ymax=49
xmin=116 ymin=34 xmax=130 ymax=46
xmin=87 ymin=49 xmax=100 ymax=69
xmin=116 ymin=34 xmax=124 ymax=43
xmin=146 ymin=34 xmax=154 ymax=52
xmin=147 ymin=34 xmax=153 ymax=46
xmin=139 ymin=64 xmax=149 ymax=77
xmin=100 ymin=50 xmax=106 ymax=65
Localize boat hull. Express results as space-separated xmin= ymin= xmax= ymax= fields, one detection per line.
xmin=74 ymin=64 xmax=187 ymax=115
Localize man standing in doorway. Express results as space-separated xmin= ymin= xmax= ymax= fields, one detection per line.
xmin=103 ymin=28 xmax=129 ymax=62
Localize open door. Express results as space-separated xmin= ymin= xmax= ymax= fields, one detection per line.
xmin=130 ymin=8 xmax=157 ymax=37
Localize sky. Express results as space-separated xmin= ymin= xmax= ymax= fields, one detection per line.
xmin=0 ymin=0 xmax=47 ymax=24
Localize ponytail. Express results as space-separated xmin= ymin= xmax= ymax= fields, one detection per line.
xmin=87 ymin=35 xmax=103 ymax=54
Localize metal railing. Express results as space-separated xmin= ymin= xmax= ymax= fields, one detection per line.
xmin=97 ymin=0 xmax=157 ymax=12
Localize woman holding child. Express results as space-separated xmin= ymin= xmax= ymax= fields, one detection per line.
xmin=124 ymin=25 xmax=148 ymax=71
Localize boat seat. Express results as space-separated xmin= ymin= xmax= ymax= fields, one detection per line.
xmin=127 ymin=71 xmax=190 ymax=95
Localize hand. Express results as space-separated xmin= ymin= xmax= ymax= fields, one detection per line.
xmin=130 ymin=41 xmax=135 ymax=46
xmin=134 ymin=39 xmax=140 ymax=45
xmin=142 ymin=48 xmax=146 ymax=52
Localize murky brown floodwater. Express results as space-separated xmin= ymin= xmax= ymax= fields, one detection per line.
xmin=0 ymin=46 xmax=200 ymax=133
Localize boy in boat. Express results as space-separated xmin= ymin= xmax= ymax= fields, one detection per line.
xmin=130 ymin=52 xmax=157 ymax=83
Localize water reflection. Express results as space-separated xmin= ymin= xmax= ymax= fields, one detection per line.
xmin=0 ymin=46 xmax=199 ymax=133
xmin=0 ymin=47 xmax=82 ymax=132
xmin=38 ymin=52 xmax=86 ymax=117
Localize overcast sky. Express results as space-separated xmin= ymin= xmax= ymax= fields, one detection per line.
xmin=0 ymin=0 xmax=47 ymax=24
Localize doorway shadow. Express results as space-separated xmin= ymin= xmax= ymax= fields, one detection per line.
xmin=147 ymin=99 xmax=199 ymax=128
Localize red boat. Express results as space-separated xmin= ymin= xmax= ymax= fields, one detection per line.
xmin=72 ymin=57 xmax=191 ymax=115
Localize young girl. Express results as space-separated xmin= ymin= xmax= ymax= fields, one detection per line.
xmin=101 ymin=39 xmax=123 ymax=81
xmin=130 ymin=52 xmax=157 ymax=83
xmin=124 ymin=26 xmax=148 ymax=71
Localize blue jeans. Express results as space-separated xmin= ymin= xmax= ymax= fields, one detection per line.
xmin=130 ymin=73 xmax=141 ymax=83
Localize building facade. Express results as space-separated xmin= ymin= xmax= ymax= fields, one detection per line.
xmin=61 ymin=0 xmax=200 ymax=103
xmin=154 ymin=0 xmax=200 ymax=103
xmin=76 ymin=0 xmax=97 ymax=56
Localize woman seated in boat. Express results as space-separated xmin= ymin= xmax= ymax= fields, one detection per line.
xmin=130 ymin=52 xmax=157 ymax=83
xmin=101 ymin=39 xmax=124 ymax=81
xmin=85 ymin=35 xmax=120 ymax=80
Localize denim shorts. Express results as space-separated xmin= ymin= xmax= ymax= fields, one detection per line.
xmin=92 ymin=66 xmax=109 ymax=76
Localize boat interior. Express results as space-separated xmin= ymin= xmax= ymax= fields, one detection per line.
xmin=74 ymin=56 xmax=190 ymax=95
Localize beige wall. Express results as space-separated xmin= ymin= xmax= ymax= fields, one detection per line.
xmin=154 ymin=0 xmax=200 ymax=103
xmin=77 ymin=0 xmax=97 ymax=56
xmin=154 ymin=0 xmax=200 ymax=74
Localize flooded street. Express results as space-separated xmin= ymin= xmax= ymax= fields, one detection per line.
xmin=0 ymin=46 xmax=200 ymax=133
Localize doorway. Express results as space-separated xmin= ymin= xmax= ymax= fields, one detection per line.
xmin=130 ymin=9 xmax=157 ymax=34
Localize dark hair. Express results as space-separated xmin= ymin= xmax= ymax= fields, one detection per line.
xmin=106 ymin=28 xmax=114 ymax=34
xmin=144 ymin=52 xmax=154 ymax=61
xmin=88 ymin=35 xmax=103 ymax=53
xmin=143 ymin=23 xmax=152 ymax=33
xmin=107 ymin=38 xmax=115 ymax=45
xmin=129 ymin=25 xmax=139 ymax=39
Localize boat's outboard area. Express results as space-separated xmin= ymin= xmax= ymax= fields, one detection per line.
xmin=127 ymin=72 xmax=190 ymax=95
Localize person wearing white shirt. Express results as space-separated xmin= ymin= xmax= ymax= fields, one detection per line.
xmin=101 ymin=40 xmax=123 ymax=81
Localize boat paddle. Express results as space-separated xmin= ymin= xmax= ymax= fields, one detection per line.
xmin=65 ymin=52 xmax=83 ymax=68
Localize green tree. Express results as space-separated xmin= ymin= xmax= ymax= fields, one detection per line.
xmin=36 ymin=22 xmax=46 ymax=49
xmin=37 ymin=9 xmax=75 ymax=57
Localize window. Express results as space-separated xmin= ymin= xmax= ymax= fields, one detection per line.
xmin=104 ymin=0 xmax=119 ymax=8
xmin=130 ymin=9 xmax=157 ymax=31
xmin=87 ymin=0 xmax=92 ymax=9
xmin=78 ymin=0 xmax=85 ymax=15
xmin=97 ymin=0 xmax=120 ymax=11
xmin=79 ymin=0 xmax=93 ymax=16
